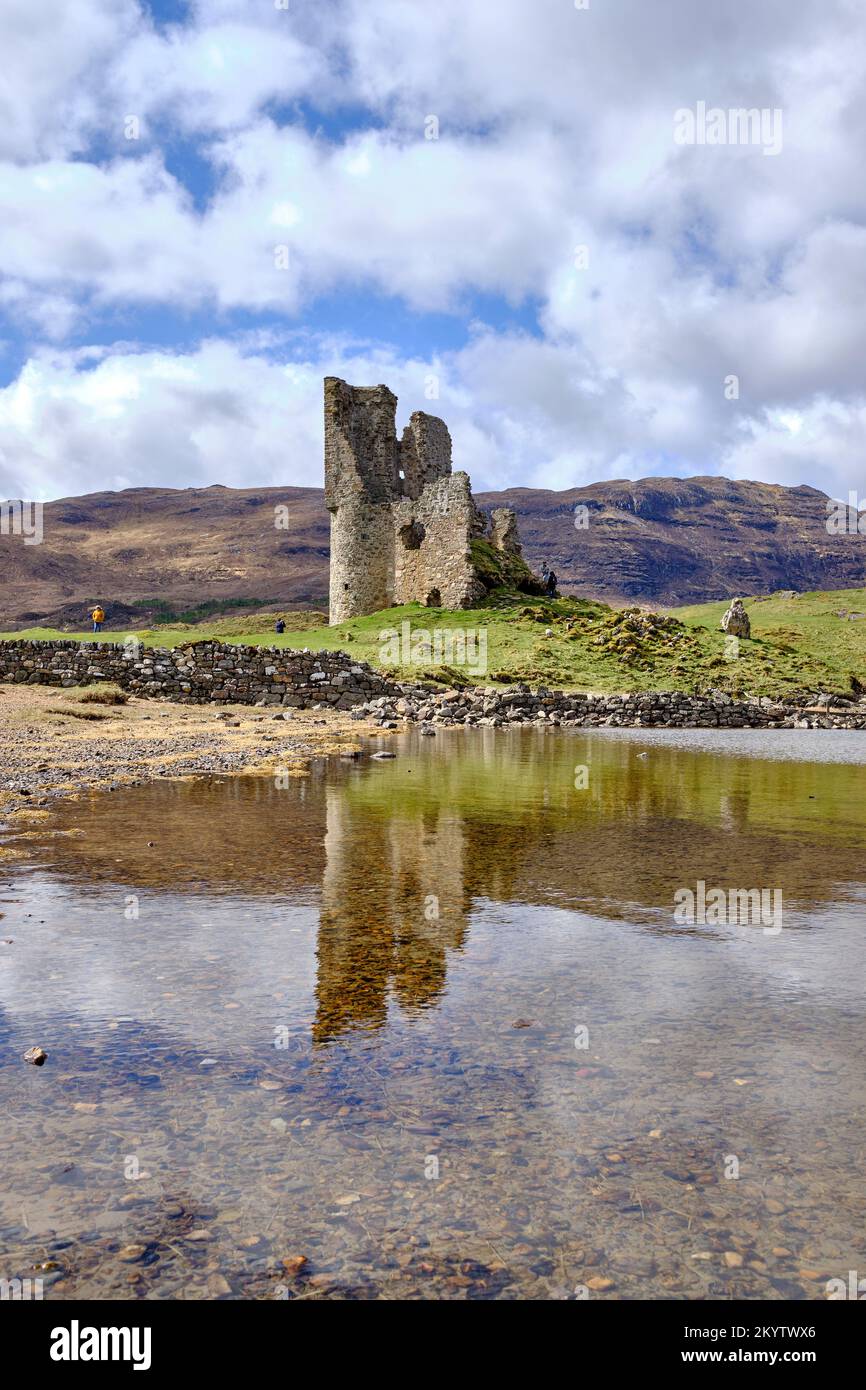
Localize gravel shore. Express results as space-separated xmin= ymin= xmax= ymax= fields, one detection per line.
xmin=0 ymin=683 xmax=384 ymax=836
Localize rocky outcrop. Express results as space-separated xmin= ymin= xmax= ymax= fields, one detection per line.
xmin=0 ymin=639 xmax=394 ymax=708
xmin=721 ymin=599 xmax=751 ymax=638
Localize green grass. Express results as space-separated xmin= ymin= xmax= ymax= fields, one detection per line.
xmin=3 ymin=586 xmax=865 ymax=696
xmin=669 ymin=588 xmax=866 ymax=698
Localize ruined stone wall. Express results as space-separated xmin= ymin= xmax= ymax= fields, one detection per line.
xmin=328 ymin=494 xmax=395 ymax=622
xmin=489 ymin=508 xmax=522 ymax=557
xmin=399 ymin=411 xmax=452 ymax=498
xmin=324 ymin=376 xmax=529 ymax=622
xmin=392 ymin=475 xmax=487 ymax=610
xmin=0 ymin=639 xmax=397 ymax=708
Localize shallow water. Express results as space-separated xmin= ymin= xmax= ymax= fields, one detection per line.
xmin=1 ymin=728 xmax=865 ymax=1300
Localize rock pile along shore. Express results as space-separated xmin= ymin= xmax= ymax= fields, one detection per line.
xmin=353 ymin=685 xmax=866 ymax=731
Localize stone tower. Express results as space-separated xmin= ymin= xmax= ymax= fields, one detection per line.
xmin=324 ymin=376 xmax=532 ymax=623
xmin=324 ymin=377 xmax=402 ymax=622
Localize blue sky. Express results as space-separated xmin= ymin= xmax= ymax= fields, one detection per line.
xmin=1 ymin=0 xmax=865 ymax=502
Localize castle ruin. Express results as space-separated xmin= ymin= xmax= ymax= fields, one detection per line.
xmin=324 ymin=376 xmax=534 ymax=623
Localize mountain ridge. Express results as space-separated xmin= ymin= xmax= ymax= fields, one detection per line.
xmin=1 ymin=475 xmax=864 ymax=627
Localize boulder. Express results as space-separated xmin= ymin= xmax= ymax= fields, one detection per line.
xmin=720 ymin=598 xmax=751 ymax=638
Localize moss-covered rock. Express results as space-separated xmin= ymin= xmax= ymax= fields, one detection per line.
xmin=470 ymin=539 xmax=545 ymax=596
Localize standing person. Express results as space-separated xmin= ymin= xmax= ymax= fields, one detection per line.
xmin=274 ymin=617 xmax=286 ymax=634
xmin=90 ymin=604 xmax=105 ymax=633
xmin=545 ymin=568 xmax=558 ymax=598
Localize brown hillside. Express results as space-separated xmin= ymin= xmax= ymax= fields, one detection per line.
xmin=479 ymin=477 xmax=866 ymax=605
xmin=1 ymin=477 xmax=864 ymax=627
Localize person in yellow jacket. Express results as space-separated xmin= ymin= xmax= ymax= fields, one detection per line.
xmin=90 ymin=605 xmax=105 ymax=633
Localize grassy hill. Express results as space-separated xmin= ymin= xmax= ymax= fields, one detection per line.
xmin=671 ymin=588 xmax=866 ymax=695
xmin=3 ymin=587 xmax=866 ymax=698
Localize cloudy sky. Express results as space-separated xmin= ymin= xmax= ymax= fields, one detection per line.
xmin=1 ymin=0 xmax=864 ymax=502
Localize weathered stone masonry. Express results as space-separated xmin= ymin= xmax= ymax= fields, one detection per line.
xmin=1 ymin=638 xmax=863 ymax=727
xmin=0 ymin=639 xmax=394 ymax=708
xmin=324 ymin=376 xmax=529 ymax=623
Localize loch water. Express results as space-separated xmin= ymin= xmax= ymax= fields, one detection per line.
xmin=1 ymin=727 xmax=864 ymax=1299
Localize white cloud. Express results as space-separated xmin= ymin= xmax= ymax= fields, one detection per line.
xmin=0 ymin=1 xmax=329 ymax=161
xmin=1 ymin=0 xmax=866 ymax=497
xmin=3 ymin=334 xmax=863 ymax=506
xmin=0 ymin=122 xmax=569 ymax=325
xmin=0 ymin=341 xmax=317 ymax=499
xmin=0 ymin=0 xmax=140 ymax=161
xmin=0 ymin=156 xmax=205 ymax=322
xmin=108 ymin=19 xmax=325 ymax=136
xmin=725 ymin=398 xmax=866 ymax=498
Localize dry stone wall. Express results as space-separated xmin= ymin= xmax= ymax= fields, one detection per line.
xmin=2 ymin=638 xmax=862 ymax=729
xmin=0 ymin=639 xmax=396 ymax=708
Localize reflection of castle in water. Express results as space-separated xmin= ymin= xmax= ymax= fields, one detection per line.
xmin=314 ymin=786 xmax=470 ymax=1044
xmin=28 ymin=729 xmax=866 ymax=1048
